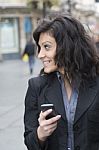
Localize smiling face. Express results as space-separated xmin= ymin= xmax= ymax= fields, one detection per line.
xmin=38 ymin=32 xmax=58 ymax=73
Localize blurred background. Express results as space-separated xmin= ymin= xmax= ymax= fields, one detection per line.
xmin=0 ymin=0 xmax=99 ymax=150
xmin=0 ymin=0 xmax=99 ymax=61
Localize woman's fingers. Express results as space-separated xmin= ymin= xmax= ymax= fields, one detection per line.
xmin=39 ymin=112 xmax=61 ymax=127
xmin=37 ymin=111 xmax=61 ymax=141
xmin=40 ymin=115 xmax=61 ymax=127
xmin=46 ymin=115 xmax=61 ymax=125
xmin=43 ymin=121 xmax=57 ymax=131
xmin=39 ymin=109 xmax=53 ymax=120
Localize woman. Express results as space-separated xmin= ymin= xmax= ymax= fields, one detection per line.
xmin=24 ymin=13 xmax=99 ymax=150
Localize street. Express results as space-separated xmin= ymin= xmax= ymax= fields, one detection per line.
xmin=0 ymin=58 xmax=43 ymax=150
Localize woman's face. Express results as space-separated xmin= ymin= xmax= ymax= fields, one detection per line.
xmin=38 ymin=32 xmax=58 ymax=73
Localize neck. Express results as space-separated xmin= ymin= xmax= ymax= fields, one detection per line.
xmin=58 ymin=68 xmax=72 ymax=85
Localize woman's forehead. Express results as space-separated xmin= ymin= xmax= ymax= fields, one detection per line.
xmin=39 ymin=32 xmax=55 ymax=43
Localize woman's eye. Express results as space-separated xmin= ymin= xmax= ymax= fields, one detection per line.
xmin=44 ymin=44 xmax=51 ymax=49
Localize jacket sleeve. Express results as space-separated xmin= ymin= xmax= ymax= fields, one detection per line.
xmin=24 ymin=78 xmax=48 ymax=150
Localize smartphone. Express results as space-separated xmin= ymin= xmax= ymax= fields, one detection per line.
xmin=41 ymin=104 xmax=56 ymax=119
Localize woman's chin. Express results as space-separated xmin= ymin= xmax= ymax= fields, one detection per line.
xmin=44 ymin=68 xmax=52 ymax=73
xmin=44 ymin=67 xmax=57 ymax=73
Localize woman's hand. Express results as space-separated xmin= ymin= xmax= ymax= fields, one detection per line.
xmin=37 ymin=109 xmax=61 ymax=142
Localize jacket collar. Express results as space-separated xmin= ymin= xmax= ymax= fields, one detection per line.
xmin=44 ymin=73 xmax=98 ymax=124
xmin=74 ymin=78 xmax=98 ymax=124
xmin=44 ymin=72 xmax=67 ymax=121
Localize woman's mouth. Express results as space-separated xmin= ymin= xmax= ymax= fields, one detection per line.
xmin=43 ymin=60 xmax=51 ymax=67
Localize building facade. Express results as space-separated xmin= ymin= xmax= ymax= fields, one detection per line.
xmin=59 ymin=0 xmax=99 ymax=41
xmin=0 ymin=0 xmax=42 ymax=60
xmin=0 ymin=0 xmax=99 ymax=60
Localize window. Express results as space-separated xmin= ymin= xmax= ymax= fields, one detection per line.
xmin=95 ymin=0 xmax=99 ymax=2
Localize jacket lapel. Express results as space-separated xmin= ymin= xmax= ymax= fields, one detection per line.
xmin=44 ymin=73 xmax=67 ymax=121
xmin=43 ymin=73 xmax=98 ymax=124
xmin=74 ymin=78 xmax=98 ymax=124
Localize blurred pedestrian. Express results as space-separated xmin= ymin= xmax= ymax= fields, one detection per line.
xmin=23 ymin=37 xmax=35 ymax=74
xmin=24 ymin=13 xmax=99 ymax=150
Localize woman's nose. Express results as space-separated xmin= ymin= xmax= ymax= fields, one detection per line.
xmin=38 ymin=49 xmax=45 ymax=58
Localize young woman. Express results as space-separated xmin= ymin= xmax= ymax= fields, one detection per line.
xmin=24 ymin=13 xmax=99 ymax=150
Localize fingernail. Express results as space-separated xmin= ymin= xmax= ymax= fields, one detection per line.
xmin=57 ymin=115 xmax=61 ymax=118
xmin=48 ymin=109 xmax=52 ymax=112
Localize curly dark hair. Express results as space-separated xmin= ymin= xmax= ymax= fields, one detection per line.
xmin=33 ymin=13 xmax=99 ymax=80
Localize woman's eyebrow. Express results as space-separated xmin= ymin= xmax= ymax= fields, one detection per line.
xmin=42 ymin=41 xmax=52 ymax=45
xmin=38 ymin=41 xmax=52 ymax=46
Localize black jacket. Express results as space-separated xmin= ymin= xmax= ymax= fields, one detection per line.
xmin=24 ymin=72 xmax=99 ymax=150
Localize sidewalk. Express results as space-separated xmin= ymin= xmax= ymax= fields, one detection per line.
xmin=0 ymin=58 xmax=43 ymax=150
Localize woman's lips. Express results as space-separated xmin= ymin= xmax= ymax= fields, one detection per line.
xmin=43 ymin=60 xmax=51 ymax=67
